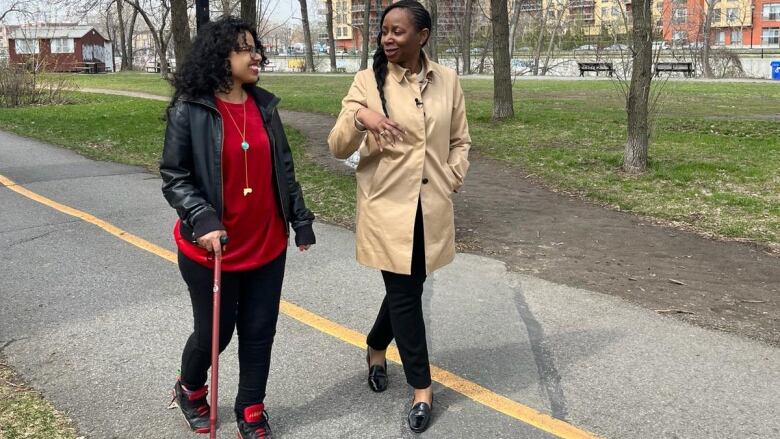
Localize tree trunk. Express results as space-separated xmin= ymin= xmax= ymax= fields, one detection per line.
xmin=299 ymin=0 xmax=316 ymax=72
xmin=532 ymin=11 xmax=547 ymax=75
xmin=241 ymin=0 xmax=257 ymax=29
xmin=478 ymin=38 xmax=491 ymax=73
xmin=509 ymin=0 xmax=521 ymax=56
xmin=700 ymin=0 xmax=718 ymax=78
xmin=360 ymin=0 xmax=371 ymax=69
xmin=427 ymin=0 xmax=438 ymax=61
xmin=461 ymin=0 xmax=473 ymax=74
xmin=116 ymin=0 xmax=130 ymax=71
xmin=170 ymin=0 xmax=192 ymax=69
xmin=542 ymin=6 xmax=566 ymax=75
xmin=127 ymin=8 xmax=138 ymax=70
xmin=127 ymin=0 xmax=170 ymax=77
xmin=491 ymin=0 xmax=514 ymax=120
xmin=326 ymin=0 xmax=337 ymax=71
xmin=624 ymin=0 xmax=653 ymax=173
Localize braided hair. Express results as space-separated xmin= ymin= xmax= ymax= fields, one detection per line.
xmin=372 ymin=0 xmax=432 ymax=117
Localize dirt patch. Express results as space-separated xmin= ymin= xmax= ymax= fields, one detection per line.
xmin=283 ymin=110 xmax=780 ymax=347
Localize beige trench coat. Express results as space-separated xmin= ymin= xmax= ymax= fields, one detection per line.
xmin=328 ymin=55 xmax=471 ymax=275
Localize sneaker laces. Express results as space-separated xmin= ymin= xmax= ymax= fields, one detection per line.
xmin=252 ymin=411 xmax=271 ymax=437
xmin=181 ymin=383 xmax=209 ymax=416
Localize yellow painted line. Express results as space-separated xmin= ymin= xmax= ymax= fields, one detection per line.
xmin=1 ymin=173 xmax=601 ymax=439
xmin=0 ymin=174 xmax=177 ymax=263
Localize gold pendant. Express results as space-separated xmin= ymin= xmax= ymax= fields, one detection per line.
xmin=243 ymin=187 xmax=253 ymax=196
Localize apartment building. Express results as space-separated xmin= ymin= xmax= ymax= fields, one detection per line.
xmin=660 ymin=0 xmax=778 ymax=46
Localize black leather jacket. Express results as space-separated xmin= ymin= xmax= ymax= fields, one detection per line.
xmin=160 ymin=85 xmax=315 ymax=246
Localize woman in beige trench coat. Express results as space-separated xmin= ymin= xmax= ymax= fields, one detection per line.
xmin=327 ymin=1 xmax=470 ymax=433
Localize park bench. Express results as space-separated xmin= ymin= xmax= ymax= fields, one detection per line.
xmin=578 ymin=62 xmax=614 ymax=77
xmin=654 ymin=62 xmax=693 ymax=77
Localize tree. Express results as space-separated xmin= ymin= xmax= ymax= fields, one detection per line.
xmin=325 ymin=0 xmax=336 ymax=71
xmin=126 ymin=0 xmax=174 ymax=77
xmin=700 ymin=0 xmax=721 ymax=78
xmin=509 ymin=0 xmax=522 ymax=55
xmin=360 ymin=0 xmax=370 ymax=69
xmin=126 ymin=7 xmax=139 ymax=69
xmin=115 ymin=0 xmax=130 ymax=70
xmin=170 ymin=0 xmax=191 ymax=68
xmin=491 ymin=0 xmax=514 ymax=120
xmin=624 ymin=0 xmax=653 ymax=173
xmin=427 ymin=0 xmax=437 ymax=61
xmin=241 ymin=0 xmax=256 ymax=29
xmin=0 ymin=0 xmax=31 ymax=22
xmin=460 ymin=0 xmax=473 ymax=74
xmin=540 ymin=0 xmax=569 ymax=75
xmin=531 ymin=2 xmax=548 ymax=75
xmin=298 ymin=0 xmax=315 ymax=72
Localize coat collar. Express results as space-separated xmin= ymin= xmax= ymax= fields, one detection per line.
xmin=387 ymin=50 xmax=435 ymax=84
xmin=184 ymin=85 xmax=280 ymax=122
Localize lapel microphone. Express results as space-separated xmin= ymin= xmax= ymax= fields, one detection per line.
xmin=415 ymin=98 xmax=423 ymax=108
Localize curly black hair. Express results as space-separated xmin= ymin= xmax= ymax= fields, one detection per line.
xmin=170 ymin=16 xmax=268 ymax=106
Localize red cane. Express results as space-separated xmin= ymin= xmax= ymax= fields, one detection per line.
xmin=209 ymin=236 xmax=227 ymax=439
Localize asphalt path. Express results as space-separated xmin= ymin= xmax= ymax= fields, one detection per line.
xmin=1 ymin=130 xmax=779 ymax=438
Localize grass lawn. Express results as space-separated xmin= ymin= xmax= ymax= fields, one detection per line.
xmin=0 ymin=92 xmax=356 ymax=224
xmin=24 ymin=73 xmax=780 ymax=245
xmin=0 ymin=360 xmax=76 ymax=438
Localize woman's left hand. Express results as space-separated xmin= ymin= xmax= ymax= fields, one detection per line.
xmin=298 ymin=245 xmax=313 ymax=252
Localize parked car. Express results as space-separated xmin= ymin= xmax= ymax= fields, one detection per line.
xmin=652 ymin=41 xmax=671 ymax=50
xmin=574 ymin=44 xmax=598 ymax=51
xmin=604 ymin=44 xmax=629 ymax=51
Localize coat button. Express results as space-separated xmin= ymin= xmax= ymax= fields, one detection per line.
xmin=422 ymin=178 xmax=429 ymax=184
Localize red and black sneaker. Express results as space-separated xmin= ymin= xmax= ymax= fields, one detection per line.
xmin=170 ymin=379 xmax=210 ymax=433
xmin=236 ymin=403 xmax=273 ymax=439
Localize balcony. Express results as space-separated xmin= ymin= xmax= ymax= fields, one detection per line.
xmin=519 ymin=0 xmax=543 ymax=12
xmin=569 ymin=0 xmax=592 ymax=8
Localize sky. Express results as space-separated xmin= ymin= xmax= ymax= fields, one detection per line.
xmin=0 ymin=0 xmax=322 ymax=26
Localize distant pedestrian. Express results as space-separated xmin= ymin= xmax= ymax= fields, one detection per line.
xmin=161 ymin=16 xmax=315 ymax=439
xmin=327 ymin=0 xmax=471 ymax=433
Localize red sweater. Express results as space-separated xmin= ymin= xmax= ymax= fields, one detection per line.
xmin=175 ymin=94 xmax=287 ymax=271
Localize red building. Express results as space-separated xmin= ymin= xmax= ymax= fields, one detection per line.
xmin=751 ymin=0 xmax=780 ymax=46
xmin=660 ymin=0 xmax=780 ymax=47
xmin=9 ymin=25 xmax=113 ymax=72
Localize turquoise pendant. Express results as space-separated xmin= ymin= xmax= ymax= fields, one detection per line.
xmin=241 ymin=141 xmax=249 ymax=151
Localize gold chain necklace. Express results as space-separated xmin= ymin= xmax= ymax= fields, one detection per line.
xmin=222 ymin=91 xmax=253 ymax=196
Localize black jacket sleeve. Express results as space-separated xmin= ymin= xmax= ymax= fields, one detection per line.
xmin=159 ymin=102 xmax=224 ymax=239
xmin=272 ymin=108 xmax=316 ymax=246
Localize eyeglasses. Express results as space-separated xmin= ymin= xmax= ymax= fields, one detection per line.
xmin=235 ymin=46 xmax=261 ymax=56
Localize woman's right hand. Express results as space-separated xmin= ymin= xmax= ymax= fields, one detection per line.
xmin=356 ymin=108 xmax=406 ymax=152
xmin=196 ymin=230 xmax=228 ymax=258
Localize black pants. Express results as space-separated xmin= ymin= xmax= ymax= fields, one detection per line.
xmin=366 ymin=201 xmax=431 ymax=389
xmin=178 ymin=250 xmax=286 ymax=415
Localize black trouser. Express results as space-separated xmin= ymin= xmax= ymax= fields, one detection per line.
xmin=366 ymin=201 xmax=431 ymax=389
xmin=177 ymin=250 xmax=286 ymax=416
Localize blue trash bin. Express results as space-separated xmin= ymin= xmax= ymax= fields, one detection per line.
xmin=772 ymin=61 xmax=780 ymax=80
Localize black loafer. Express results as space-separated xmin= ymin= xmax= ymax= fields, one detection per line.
xmin=366 ymin=347 xmax=388 ymax=392
xmin=407 ymin=401 xmax=433 ymax=433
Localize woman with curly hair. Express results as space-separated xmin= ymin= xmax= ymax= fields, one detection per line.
xmin=161 ymin=16 xmax=315 ymax=438
xmin=328 ymin=0 xmax=470 ymax=433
